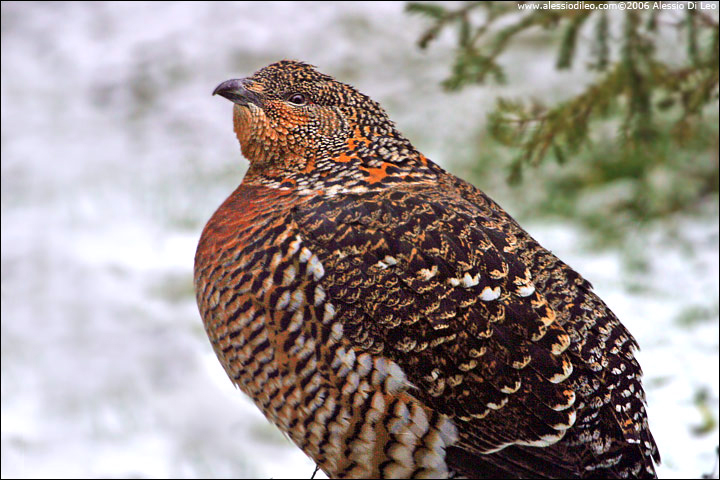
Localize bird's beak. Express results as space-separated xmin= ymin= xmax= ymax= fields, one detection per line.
xmin=212 ymin=78 xmax=264 ymax=107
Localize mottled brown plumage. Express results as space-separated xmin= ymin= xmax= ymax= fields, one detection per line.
xmin=194 ymin=60 xmax=660 ymax=478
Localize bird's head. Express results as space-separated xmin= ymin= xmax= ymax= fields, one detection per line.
xmin=214 ymin=60 xmax=434 ymax=192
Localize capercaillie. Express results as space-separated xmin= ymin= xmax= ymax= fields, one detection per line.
xmin=194 ymin=60 xmax=660 ymax=478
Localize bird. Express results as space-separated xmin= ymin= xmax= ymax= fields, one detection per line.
xmin=194 ymin=60 xmax=660 ymax=478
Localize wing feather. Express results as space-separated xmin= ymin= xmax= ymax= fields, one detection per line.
xmin=295 ymin=185 xmax=582 ymax=464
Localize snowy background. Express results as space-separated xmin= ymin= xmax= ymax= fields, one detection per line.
xmin=1 ymin=2 xmax=717 ymax=478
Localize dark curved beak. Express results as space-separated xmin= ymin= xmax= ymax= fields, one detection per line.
xmin=212 ymin=79 xmax=264 ymax=107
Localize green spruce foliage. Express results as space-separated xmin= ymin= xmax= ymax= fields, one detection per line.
xmin=408 ymin=2 xmax=718 ymax=238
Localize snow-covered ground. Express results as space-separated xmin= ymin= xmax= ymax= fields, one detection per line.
xmin=2 ymin=2 xmax=717 ymax=478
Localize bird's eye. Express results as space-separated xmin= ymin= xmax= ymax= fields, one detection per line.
xmin=287 ymin=93 xmax=307 ymax=105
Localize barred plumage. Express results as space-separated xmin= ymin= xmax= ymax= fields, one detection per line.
xmin=194 ymin=60 xmax=660 ymax=478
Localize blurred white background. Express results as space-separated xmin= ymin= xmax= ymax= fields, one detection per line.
xmin=1 ymin=2 xmax=717 ymax=478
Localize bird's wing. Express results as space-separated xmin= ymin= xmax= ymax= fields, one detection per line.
xmin=293 ymin=183 xmax=585 ymax=473
xmin=448 ymin=176 xmax=660 ymax=477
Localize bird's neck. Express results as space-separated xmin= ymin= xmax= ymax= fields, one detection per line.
xmin=242 ymin=128 xmax=440 ymax=195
